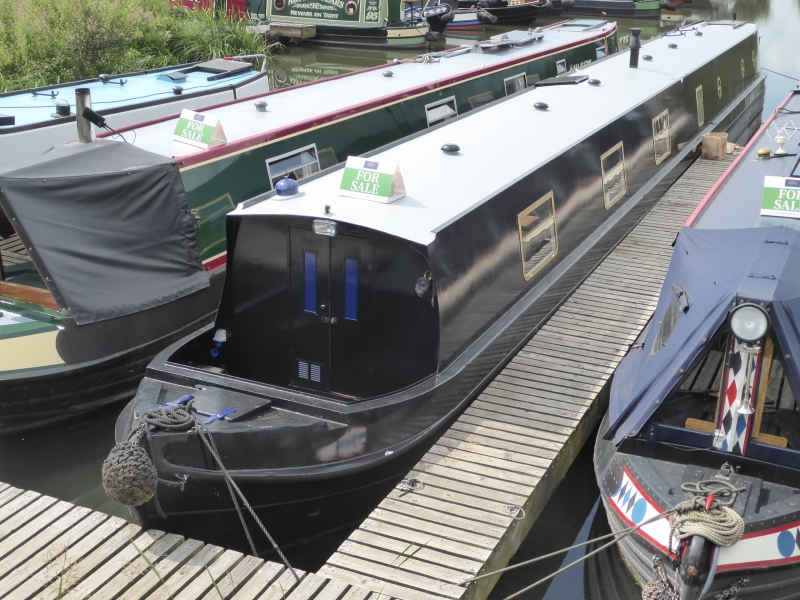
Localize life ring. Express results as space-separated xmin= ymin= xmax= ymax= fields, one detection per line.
xmin=345 ymin=1 xmax=358 ymax=15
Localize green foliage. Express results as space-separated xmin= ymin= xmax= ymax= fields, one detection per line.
xmin=0 ymin=0 xmax=270 ymax=92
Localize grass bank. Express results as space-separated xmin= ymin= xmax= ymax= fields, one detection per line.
xmin=0 ymin=0 xmax=270 ymax=92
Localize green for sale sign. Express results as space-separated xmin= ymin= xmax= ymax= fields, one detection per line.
xmin=761 ymin=176 xmax=800 ymax=219
xmin=339 ymin=156 xmax=405 ymax=203
xmin=172 ymin=109 xmax=227 ymax=149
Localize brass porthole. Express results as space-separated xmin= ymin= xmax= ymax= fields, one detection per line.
xmin=345 ymin=0 xmax=358 ymax=15
xmin=752 ymin=50 xmax=756 ymax=68
xmin=276 ymin=69 xmax=287 ymax=84
xmin=741 ymin=58 xmax=745 ymax=78
xmin=273 ymin=0 xmax=286 ymax=9
xmin=717 ymin=77 xmax=722 ymax=98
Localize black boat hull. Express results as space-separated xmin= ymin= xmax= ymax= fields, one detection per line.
xmin=0 ymin=268 xmax=224 ymax=435
xmin=123 ymin=39 xmax=766 ymax=567
xmin=457 ymin=0 xmax=544 ymax=23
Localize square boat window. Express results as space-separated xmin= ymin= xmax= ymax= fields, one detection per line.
xmin=595 ymin=40 xmax=607 ymax=59
xmin=504 ymin=73 xmax=527 ymax=96
xmin=266 ymin=144 xmax=320 ymax=187
xmin=468 ymin=91 xmax=495 ymax=110
xmin=696 ymin=85 xmax=704 ymax=127
xmin=517 ymin=191 xmax=557 ymax=281
xmin=425 ymin=96 xmax=458 ymax=127
xmin=652 ymin=109 xmax=670 ymax=165
xmin=600 ymin=141 xmax=626 ymax=209
xmin=556 ymin=59 xmax=567 ymax=75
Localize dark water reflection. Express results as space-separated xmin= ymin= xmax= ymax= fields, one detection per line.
xmin=487 ymin=430 xmax=642 ymax=600
xmin=0 ymin=0 xmax=796 ymax=595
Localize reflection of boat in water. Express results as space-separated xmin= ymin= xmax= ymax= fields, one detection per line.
xmin=457 ymin=0 xmax=547 ymax=24
xmin=595 ymin=81 xmax=800 ymax=600
xmin=583 ymin=498 xmax=643 ymax=599
xmin=565 ymin=0 xmax=667 ymax=19
xmin=117 ymin=20 xmax=764 ymax=564
xmin=403 ymin=2 xmax=451 ymax=32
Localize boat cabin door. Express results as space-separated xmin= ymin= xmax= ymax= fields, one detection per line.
xmin=289 ymin=225 xmax=374 ymax=398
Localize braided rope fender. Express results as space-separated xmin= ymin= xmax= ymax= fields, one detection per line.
xmin=102 ymin=441 xmax=158 ymax=506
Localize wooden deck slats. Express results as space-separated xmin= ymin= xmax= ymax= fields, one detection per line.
xmin=0 ymin=482 xmax=374 ymax=600
xmin=319 ymin=157 xmax=735 ymax=600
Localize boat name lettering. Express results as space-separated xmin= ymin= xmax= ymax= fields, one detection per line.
xmin=288 ymin=0 xmax=345 ymax=10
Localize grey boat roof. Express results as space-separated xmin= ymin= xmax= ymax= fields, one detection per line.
xmin=122 ymin=20 xmax=615 ymax=158
xmin=692 ymin=89 xmax=800 ymax=230
xmin=235 ymin=21 xmax=759 ymax=246
xmin=0 ymin=60 xmax=260 ymax=130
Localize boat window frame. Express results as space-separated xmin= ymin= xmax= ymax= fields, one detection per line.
xmin=517 ymin=191 xmax=558 ymax=282
xmin=265 ymin=143 xmax=321 ymax=187
xmin=652 ymin=109 xmax=670 ymax=166
xmin=600 ymin=141 xmax=627 ymax=209
xmin=556 ymin=59 xmax=567 ymax=75
xmin=424 ymin=96 xmax=458 ymax=128
xmin=717 ymin=76 xmax=722 ymax=99
xmin=696 ymin=85 xmax=705 ymax=127
xmin=503 ymin=73 xmax=527 ymax=96
xmin=595 ymin=39 xmax=607 ymax=59
xmin=468 ymin=90 xmax=495 ymax=110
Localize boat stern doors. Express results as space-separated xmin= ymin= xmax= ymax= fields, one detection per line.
xmin=289 ymin=225 xmax=374 ymax=398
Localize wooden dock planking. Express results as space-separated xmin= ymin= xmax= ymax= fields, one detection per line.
xmin=0 ymin=482 xmax=374 ymax=600
xmin=318 ymin=156 xmax=736 ymax=600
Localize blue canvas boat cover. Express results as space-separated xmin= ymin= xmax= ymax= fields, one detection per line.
xmin=605 ymin=226 xmax=800 ymax=445
xmin=0 ymin=139 xmax=208 ymax=325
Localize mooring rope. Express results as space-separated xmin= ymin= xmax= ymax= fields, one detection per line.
xmin=460 ymin=479 xmax=746 ymax=600
xmin=103 ymin=402 xmax=299 ymax=581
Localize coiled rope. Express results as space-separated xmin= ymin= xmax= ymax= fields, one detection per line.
xmin=102 ymin=401 xmax=299 ymax=581
xmin=460 ymin=477 xmax=746 ymax=600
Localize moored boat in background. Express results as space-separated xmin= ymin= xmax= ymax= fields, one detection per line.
xmin=457 ymin=0 xmax=548 ymax=24
xmin=565 ymin=0 xmax=668 ymax=19
xmin=596 ymin=85 xmax=800 ymax=598
xmin=117 ymin=21 xmax=765 ymax=562
xmin=0 ymin=58 xmax=269 ymax=163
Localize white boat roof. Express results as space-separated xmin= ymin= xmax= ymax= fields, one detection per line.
xmin=123 ymin=20 xmax=615 ymax=159
xmin=235 ymin=22 xmax=758 ymax=246
xmin=0 ymin=62 xmax=259 ymax=129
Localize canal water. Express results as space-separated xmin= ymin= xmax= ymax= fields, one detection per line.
xmin=0 ymin=0 xmax=797 ymax=596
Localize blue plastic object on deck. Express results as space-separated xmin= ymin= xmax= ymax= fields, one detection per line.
xmin=203 ymin=408 xmax=237 ymax=424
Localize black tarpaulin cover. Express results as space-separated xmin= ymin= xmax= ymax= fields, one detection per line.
xmin=606 ymin=226 xmax=800 ymax=445
xmin=0 ymin=139 xmax=208 ymax=325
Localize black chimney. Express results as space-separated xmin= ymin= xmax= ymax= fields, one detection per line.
xmin=629 ymin=28 xmax=642 ymax=69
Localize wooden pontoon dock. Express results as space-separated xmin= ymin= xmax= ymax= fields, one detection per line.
xmin=0 ymin=154 xmax=735 ymax=599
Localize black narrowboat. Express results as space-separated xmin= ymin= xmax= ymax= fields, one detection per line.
xmin=117 ymin=21 xmax=766 ymax=563
xmin=596 ymin=86 xmax=800 ymax=598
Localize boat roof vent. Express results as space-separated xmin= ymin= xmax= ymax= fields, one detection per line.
xmin=480 ymin=30 xmax=544 ymax=50
xmin=535 ymin=75 xmax=589 ymax=87
xmin=157 ymin=71 xmax=187 ymax=82
xmin=179 ymin=59 xmax=254 ymax=81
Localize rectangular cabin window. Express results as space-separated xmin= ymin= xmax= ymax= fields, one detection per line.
xmin=303 ymin=251 xmax=317 ymax=314
xmin=468 ymin=91 xmax=495 ymax=110
xmin=652 ymin=110 xmax=670 ymax=165
xmin=600 ymin=142 xmax=627 ymax=209
xmin=556 ymin=59 xmax=567 ymax=75
xmin=517 ymin=191 xmax=558 ymax=281
xmin=595 ymin=40 xmax=607 ymax=59
xmin=266 ymin=144 xmax=320 ymax=187
xmin=425 ymin=96 xmax=458 ymax=127
xmin=344 ymin=258 xmax=358 ymax=321
xmin=696 ymin=85 xmax=705 ymax=127
xmin=504 ymin=73 xmax=527 ymax=96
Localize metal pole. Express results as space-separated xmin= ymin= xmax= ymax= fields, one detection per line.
xmin=74 ymin=88 xmax=94 ymax=143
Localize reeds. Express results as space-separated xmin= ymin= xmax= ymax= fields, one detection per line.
xmin=0 ymin=0 xmax=271 ymax=92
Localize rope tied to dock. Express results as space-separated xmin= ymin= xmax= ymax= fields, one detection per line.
xmin=102 ymin=401 xmax=300 ymax=581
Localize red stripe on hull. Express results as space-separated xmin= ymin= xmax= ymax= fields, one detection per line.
xmin=203 ymin=254 xmax=228 ymax=272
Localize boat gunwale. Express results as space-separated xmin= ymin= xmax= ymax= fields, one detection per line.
xmin=97 ymin=21 xmax=617 ymax=169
